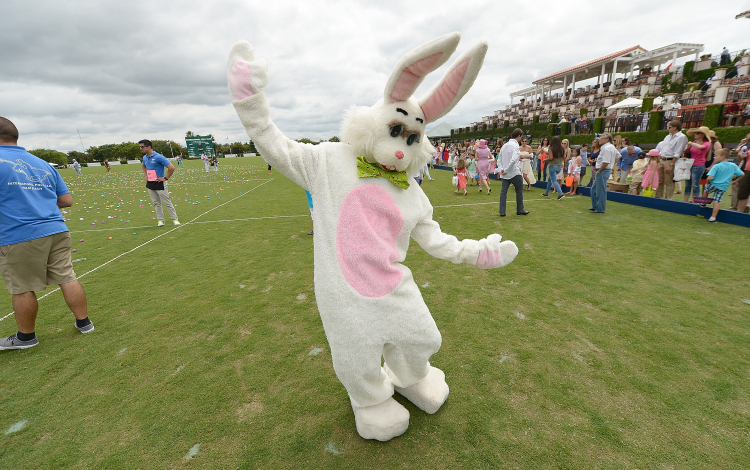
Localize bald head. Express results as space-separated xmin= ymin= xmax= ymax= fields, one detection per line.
xmin=0 ymin=117 xmax=19 ymax=144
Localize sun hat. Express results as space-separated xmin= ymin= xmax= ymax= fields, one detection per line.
xmin=647 ymin=149 xmax=660 ymax=157
xmin=687 ymin=126 xmax=711 ymax=138
xmin=477 ymin=139 xmax=488 ymax=149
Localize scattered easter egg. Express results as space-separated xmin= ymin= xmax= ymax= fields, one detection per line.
xmin=109 ymin=237 xmax=112 ymax=240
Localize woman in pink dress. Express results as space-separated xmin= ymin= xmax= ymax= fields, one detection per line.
xmin=475 ymin=139 xmax=492 ymax=195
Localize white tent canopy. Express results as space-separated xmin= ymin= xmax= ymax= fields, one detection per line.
xmin=606 ymin=96 xmax=663 ymax=111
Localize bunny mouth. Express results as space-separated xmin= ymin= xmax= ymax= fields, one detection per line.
xmin=380 ymin=164 xmax=398 ymax=171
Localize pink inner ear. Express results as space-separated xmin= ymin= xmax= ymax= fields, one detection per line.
xmin=420 ymin=58 xmax=470 ymax=123
xmin=389 ymin=52 xmax=443 ymax=104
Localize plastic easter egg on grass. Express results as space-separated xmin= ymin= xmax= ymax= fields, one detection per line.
xmin=72 ymin=249 xmax=77 ymax=253
xmin=109 ymin=237 xmax=112 ymax=240
xmin=79 ymin=239 xmax=84 ymax=243
xmin=133 ymin=232 xmax=137 ymax=235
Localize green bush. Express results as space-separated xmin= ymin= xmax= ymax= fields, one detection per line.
xmin=550 ymin=112 xmax=559 ymax=123
xmin=580 ymin=108 xmax=588 ymax=116
xmin=560 ymin=122 xmax=570 ymax=136
xmin=703 ymin=105 xmax=723 ymax=128
xmin=120 ymin=160 xmax=128 ymax=165
xmin=713 ymin=126 xmax=750 ymax=143
xmin=593 ymin=118 xmax=605 ymax=134
xmin=28 ymin=149 xmax=69 ymax=167
xmin=503 ymin=120 xmax=509 ymax=128
xmin=547 ymin=123 xmax=556 ymax=137
xmin=641 ymin=97 xmax=654 ymax=113
xmin=598 ymin=108 xmax=607 ymax=116
xmin=533 ymin=115 xmax=539 ymax=124
xmin=648 ymin=111 xmax=664 ymax=132
xmin=516 ymin=118 xmax=523 ymax=127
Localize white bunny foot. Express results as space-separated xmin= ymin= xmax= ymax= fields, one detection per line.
xmin=393 ymin=366 xmax=449 ymax=414
xmin=351 ymin=396 xmax=410 ymax=441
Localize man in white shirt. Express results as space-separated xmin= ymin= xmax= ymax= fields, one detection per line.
xmin=496 ymin=128 xmax=529 ymax=216
xmin=590 ymin=132 xmax=618 ymax=213
xmin=655 ymin=120 xmax=688 ymax=199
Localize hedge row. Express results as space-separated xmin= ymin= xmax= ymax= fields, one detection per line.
xmin=556 ymin=126 xmax=749 ymax=147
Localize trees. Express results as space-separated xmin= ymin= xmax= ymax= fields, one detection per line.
xmin=28 ymin=149 xmax=69 ymax=167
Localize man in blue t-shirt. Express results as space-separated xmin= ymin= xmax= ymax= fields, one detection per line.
xmin=140 ymin=140 xmax=180 ymax=226
xmin=0 ymin=117 xmax=94 ymax=350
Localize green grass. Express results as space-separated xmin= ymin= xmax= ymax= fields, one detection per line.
xmin=1 ymin=158 xmax=748 ymax=469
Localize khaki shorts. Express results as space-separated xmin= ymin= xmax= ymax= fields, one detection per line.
xmin=0 ymin=232 xmax=77 ymax=294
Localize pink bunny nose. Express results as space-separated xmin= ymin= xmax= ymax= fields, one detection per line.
xmin=395 ymin=150 xmax=404 ymax=160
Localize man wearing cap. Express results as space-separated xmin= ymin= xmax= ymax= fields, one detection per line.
xmin=590 ymin=132 xmax=618 ymax=214
xmin=0 ymin=117 xmax=93 ymax=350
xmin=496 ymin=129 xmax=529 ymax=217
xmin=655 ymin=120 xmax=688 ymax=200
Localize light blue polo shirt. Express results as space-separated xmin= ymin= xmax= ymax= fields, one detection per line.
xmin=141 ymin=151 xmax=171 ymax=179
xmin=707 ymin=161 xmax=744 ymax=191
xmin=0 ymin=145 xmax=69 ymax=245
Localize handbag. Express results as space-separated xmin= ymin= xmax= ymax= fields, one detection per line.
xmin=642 ymin=184 xmax=655 ymax=197
xmin=673 ymin=158 xmax=694 ymax=181
xmin=452 ymin=175 xmax=458 ymax=186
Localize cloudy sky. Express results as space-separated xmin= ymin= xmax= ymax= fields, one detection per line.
xmin=2 ymin=0 xmax=747 ymax=152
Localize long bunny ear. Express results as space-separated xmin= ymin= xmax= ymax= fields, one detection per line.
xmin=418 ymin=41 xmax=488 ymax=124
xmin=384 ymin=32 xmax=461 ymax=105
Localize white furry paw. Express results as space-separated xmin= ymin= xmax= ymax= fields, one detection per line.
xmin=351 ymin=397 xmax=410 ymax=441
xmin=476 ymin=234 xmax=518 ymax=269
xmin=227 ymin=40 xmax=269 ymax=101
xmin=394 ymin=366 xmax=449 ymax=414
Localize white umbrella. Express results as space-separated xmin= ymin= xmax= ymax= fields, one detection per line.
xmin=607 ymin=97 xmax=643 ymax=110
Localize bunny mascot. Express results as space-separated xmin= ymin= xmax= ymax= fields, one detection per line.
xmin=227 ymin=32 xmax=518 ymax=441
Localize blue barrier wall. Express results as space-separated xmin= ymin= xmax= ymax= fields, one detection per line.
xmin=433 ymin=166 xmax=750 ymax=228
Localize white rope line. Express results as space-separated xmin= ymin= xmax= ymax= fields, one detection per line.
xmin=0 ymin=179 xmax=273 ymax=323
xmin=67 ymin=180 xmax=271 ymax=191
xmin=433 ymin=196 xmax=576 ymax=208
xmin=69 ymin=214 xmax=309 ymax=233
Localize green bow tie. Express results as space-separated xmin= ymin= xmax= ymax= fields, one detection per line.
xmin=356 ymin=156 xmax=410 ymax=190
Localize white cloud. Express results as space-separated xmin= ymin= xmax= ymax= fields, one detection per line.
xmin=1 ymin=0 xmax=747 ymax=151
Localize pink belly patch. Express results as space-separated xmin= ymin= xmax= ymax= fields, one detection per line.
xmin=336 ymin=185 xmax=404 ymax=297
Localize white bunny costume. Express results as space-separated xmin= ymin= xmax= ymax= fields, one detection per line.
xmin=227 ymin=33 xmax=518 ymax=441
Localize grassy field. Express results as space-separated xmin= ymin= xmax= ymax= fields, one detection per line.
xmin=1 ymin=157 xmax=748 ymax=469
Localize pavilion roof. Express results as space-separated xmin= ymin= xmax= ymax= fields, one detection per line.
xmin=532 ymin=46 xmax=646 ymax=85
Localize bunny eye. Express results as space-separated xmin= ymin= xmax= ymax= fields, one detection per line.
xmin=406 ymin=133 xmax=419 ymax=146
xmin=389 ymin=125 xmax=403 ymax=138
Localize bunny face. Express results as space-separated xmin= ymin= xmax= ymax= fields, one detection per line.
xmin=368 ymin=98 xmax=433 ymax=174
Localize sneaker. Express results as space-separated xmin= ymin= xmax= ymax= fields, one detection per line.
xmin=708 ymin=217 xmax=717 ymax=223
xmin=173 ymin=220 xmax=181 ymax=225
xmin=75 ymin=321 xmax=95 ymax=334
xmin=541 ymin=193 xmax=549 ymax=197
xmin=157 ymin=221 xmax=165 ymax=227
xmin=0 ymin=333 xmax=38 ymax=350
xmin=557 ymin=194 xmax=565 ymax=200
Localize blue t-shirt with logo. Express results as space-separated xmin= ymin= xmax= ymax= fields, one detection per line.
xmin=141 ymin=151 xmax=171 ymax=178
xmin=0 ymin=145 xmax=69 ymax=245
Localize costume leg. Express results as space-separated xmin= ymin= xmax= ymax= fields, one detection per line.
xmin=382 ymin=318 xmax=446 ymax=414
